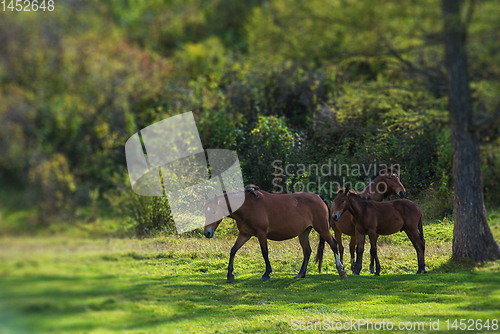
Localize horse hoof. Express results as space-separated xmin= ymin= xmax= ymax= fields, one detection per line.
xmin=261 ymin=276 xmax=270 ymax=282
xmin=340 ymin=272 xmax=347 ymax=280
xmin=293 ymin=274 xmax=305 ymax=279
xmin=227 ymin=276 xmax=235 ymax=283
xmin=374 ymin=273 xmax=380 ymax=277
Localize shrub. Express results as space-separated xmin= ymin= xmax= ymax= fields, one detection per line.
xmin=29 ymin=154 xmax=77 ymax=224
xmin=239 ymin=116 xmax=302 ymax=191
xmin=105 ymin=185 xmax=175 ymax=237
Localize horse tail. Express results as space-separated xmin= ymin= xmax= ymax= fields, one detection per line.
xmin=317 ymin=193 xmax=331 ymax=226
xmin=315 ymin=193 xmax=330 ymax=273
xmin=315 ymin=236 xmax=325 ymax=273
xmin=418 ymin=207 xmax=425 ymax=246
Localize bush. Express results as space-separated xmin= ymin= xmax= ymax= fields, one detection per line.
xmin=238 ymin=116 xmax=302 ymax=191
xmin=29 ymin=154 xmax=77 ymax=224
xmin=105 ymin=185 xmax=175 ymax=237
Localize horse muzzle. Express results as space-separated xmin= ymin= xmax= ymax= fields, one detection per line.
xmin=398 ymin=190 xmax=406 ymax=198
xmin=332 ymin=211 xmax=341 ymax=222
xmin=204 ymin=226 xmax=214 ymax=238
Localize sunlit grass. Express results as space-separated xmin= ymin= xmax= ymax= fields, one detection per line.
xmin=0 ymin=218 xmax=499 ymax=333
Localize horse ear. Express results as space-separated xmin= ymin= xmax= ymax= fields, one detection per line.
xmin=387 ymin=165 xmax=400 ymax=176
xmin=345 ymin=184 xmax=350 ymax=193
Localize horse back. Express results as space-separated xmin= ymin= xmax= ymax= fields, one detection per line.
xmin=391 ymin=199 xmax=422 ymax=218
xmin=245 ymin=191 xmax=328 ymax=241
xmin=264 ymin=191 xmax=327 ymax=220
xmin=362 ymin=198 xmax=421 ymax=235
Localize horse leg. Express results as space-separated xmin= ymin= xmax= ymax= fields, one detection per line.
xmin=369 ymin=234 xmax=380 ymax=274
xmin=350 ymin=233 xmax=357 ymax=269
xmin=227 ymin=233 xmax=251 ymax=283
xmin=368 ymin=232 xmax=381 ymax=276
xmin=403 ymin=226 xmax=427 ymax=274
xmin=353 ymin=233 xmax=365 ymax=275
xmin=333 ymin=226 xmax=344 ymax=265
xmin=257 ymin=231 xmax=272 ymax=281
xmin=294 ymin=226 xmax=312 ymax=279
xmin=317 ymin=229 xmax=347 ymax=279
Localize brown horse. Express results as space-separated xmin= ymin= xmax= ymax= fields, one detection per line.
xmin=203 ymin=185 xmax=347 ymax=283
xmin=331 ymin=168 xmax=406 ymax=272
xmin=332 ymin=184 xmax=426 ymax=276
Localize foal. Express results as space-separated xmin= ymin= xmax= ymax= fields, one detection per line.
xmin=332 ymin=185 xmax=426 ymax=276
xmin=203 ymin=186 xmax=347 ymax=282
xmin=331 ymin=168 xmax=406 ymax=270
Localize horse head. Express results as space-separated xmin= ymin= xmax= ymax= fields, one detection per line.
xmin=332 ymin=184 xmax=351 ymax=221
xmin=203 ymin=195 xmax=226 ymax=238
xmin=379 ymin=168 xmax=406 ymax=199
xmin=203 ymin=185 xmax=259 ymax=238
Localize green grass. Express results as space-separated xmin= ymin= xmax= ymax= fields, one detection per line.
xmin=0 ymin=218 xmax=499 ymax=333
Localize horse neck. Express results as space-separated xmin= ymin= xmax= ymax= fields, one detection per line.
xmin=359 ymin=177 xmax=385 ymax=202
xmin=226 ymin=191 xmax=252 ymax=221
xmin=346 ymin=194 xmax=365 ymax=220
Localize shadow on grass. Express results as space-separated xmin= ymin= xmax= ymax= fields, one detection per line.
xmin=1 ymin=264 xmax=499 ymax=333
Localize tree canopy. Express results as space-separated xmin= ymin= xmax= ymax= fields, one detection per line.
xmin=0 ymin=0 xmax=498 ymax=237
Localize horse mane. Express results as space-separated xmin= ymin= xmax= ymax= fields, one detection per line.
xmin=381 ymin=166 xmax=400 ymax=176
xmin=337 ymin=188 xmax=358 ymax=194
xmin=337 ymin=188 xmax=373 ymax=200
xmin=245 ymin=184 xmax=260 ymax=197
xmin=208 ymin=185 xmax=260 ymax=204
xmin=369 ymin=166 xmax=400 ymax=182
xmin=348 ymin=191 xmax=375 ymax=201
xmin=349 ymin=192 xmax=364 ymax=199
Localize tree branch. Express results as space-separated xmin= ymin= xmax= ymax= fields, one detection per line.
xmin=470 ymin=108 xmax=500 ymax=132
xmin=384 ymin=41 xmax=447 ymax=82
xmin=358 ymin=85 xmax=446 ymax=93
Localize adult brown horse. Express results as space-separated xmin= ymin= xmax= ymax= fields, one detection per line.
xmin=203 ymin=185 xmax=347 ymax=283
xmin=331 ymin=184 xmax=426 ymax=276
xmin=331 ymin=168 xmax=406 ymax=272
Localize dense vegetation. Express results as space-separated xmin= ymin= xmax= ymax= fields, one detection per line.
xmin=0 ymin=0 xmax=499 ymax=236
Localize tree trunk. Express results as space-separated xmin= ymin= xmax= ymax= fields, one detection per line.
xmin=442 ymin=0 xmax=500 ymax=262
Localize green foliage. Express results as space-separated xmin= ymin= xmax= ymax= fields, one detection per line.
xmin=0 ymin=0 xmax=499 ymax=235
xmin=246 ymin=0 xmax=442 ymax=65
xmin=29 ymin=154 xmax=77 ymax=223
xmin=174 ymin=37 xmax=229 ymax=80
xmin=239 ymin=116 xmax=302 ymax=191
xmin=105 ymin=187 xmax=175 ymax=237
xmin=481 ymin=138 xmax=500 ymax=206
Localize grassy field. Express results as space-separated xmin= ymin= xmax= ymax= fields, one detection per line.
xmin=0 ymin=216 xmax=499 ymax=333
